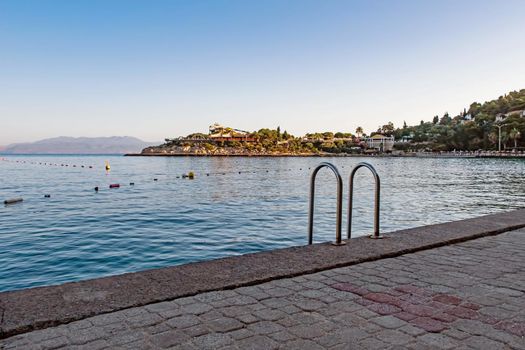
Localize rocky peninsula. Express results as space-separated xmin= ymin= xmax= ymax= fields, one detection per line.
xmin=129 ymin=123 xmax=364 ymax=157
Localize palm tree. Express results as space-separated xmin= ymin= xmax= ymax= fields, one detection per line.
xmin=356 ymin=127 xmax=364 ymax=138
xmin=509 ymin=128 xmax=521 ymax=149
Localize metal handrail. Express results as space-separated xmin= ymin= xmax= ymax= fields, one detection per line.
xmin=347 ymin=162 xmax=382 ymax=239
xmin=308 ymin=162 xmax=345 ymax=246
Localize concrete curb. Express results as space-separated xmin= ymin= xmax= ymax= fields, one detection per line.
xmin=1 ymin=209 xmax=524 ymax=339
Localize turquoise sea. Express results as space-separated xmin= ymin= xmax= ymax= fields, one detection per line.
xmin=0 ymin=155 xmax=524 ymax=292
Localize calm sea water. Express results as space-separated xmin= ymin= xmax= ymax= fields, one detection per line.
xmin=0 ymin=155 xmax=524 ymax=292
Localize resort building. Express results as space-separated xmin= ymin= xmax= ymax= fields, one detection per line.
xmin=366 ymin=134 xmax=394 ymax=152
xmin=496 ymin=113 xmax=506 ymax=123
xmin=208 ymin=123 xmax=257 ymax=142
xmin=398 ymin=134 xmax=414 ymax=143
xmin=495 ymin=110 xmax=525 ymax=123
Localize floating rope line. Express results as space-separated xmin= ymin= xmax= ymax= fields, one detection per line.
xmin=1 ymin=158 xmax=95 ymax=170
xmin=3 ymin=157 xmax=340 ymax=205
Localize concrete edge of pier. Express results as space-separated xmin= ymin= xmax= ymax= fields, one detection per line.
xmin=1 ymin=209 xmax=524 ymax=339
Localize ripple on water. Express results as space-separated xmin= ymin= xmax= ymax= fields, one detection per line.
xmin=0 ymin=155 xmax=524 ymax=291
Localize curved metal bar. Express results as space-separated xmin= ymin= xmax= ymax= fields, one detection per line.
xmin=308 ymin=162 xmax=344 ymax=245
xmin=347 ymin=162 xmax=381 ymax=239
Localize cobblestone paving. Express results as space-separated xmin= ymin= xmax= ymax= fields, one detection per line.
xmin=2 ymin=229 xmax=524 ymax=349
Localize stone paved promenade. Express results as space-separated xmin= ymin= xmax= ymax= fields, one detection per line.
xmin=2 ymin=229 xmax=524 ymax=350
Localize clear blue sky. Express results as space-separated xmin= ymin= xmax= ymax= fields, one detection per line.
xmin=1 ymin=0 xmax=524 ymax=144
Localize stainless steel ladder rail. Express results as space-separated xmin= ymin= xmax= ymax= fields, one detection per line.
xmin=308 ymin=162 xmax=345 ymax=246
xmin=347 ymin=162 xmax=382 ymax=239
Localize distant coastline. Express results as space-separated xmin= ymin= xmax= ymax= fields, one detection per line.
xmin=1 ymin=136 xmax=157 ymax=155
xmin=125 ymin=151 xmax=525 ymax=159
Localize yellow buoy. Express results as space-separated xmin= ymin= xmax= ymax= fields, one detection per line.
xmin=105 ymin=161 xmax=111 ymax=171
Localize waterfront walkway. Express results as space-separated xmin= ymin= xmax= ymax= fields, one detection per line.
xmin=2 ymin=228 xmax=524 ymax=349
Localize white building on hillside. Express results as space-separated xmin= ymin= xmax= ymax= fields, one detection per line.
xmin=366 ymin=134 xmax=394 ymax=152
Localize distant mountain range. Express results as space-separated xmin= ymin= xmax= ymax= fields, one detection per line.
xmin=0 ymin=136 xmax=158 ymax=154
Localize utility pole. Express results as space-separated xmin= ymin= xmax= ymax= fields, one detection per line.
xmin=496 ymin=123 xmax=508 ymax=152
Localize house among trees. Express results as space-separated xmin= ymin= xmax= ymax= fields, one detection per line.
xmin=366 ymin=134 xmax=395 ymax=152
xmin=496 ymin=110 xmax=525 ymax=123
xmin=208 ymin=123 xmax=257 ymax=142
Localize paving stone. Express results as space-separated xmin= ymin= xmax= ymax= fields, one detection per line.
xmin=298 ymin=289 xmax=326 ymax=299
xmin=207 ymin=317 xmax=244 ymax=333
xmin=374 ymin=329 xmax=413 ymax=345
xmin=182 ymin=324 xmax=209 ymax=337
xmin=190 ymin=333 xmax=233 ymax=350
xmin=301 ymin=281 xmax=327 ymax=290
xmin=371 ymin=315 xmax=406 ymax=329
xmin=287 ymin=324 xmax=326 ymax=339
xmin=235 ymin=313 xmax=259 ymax=325
xmin=289 ymin=311 xmax=325 ymax=325
xmin=3 ymin=227 xmax=525 ymax=350
xmin=166 ymin=315 xmax=201 ymax=329
xmin=247 ymin=321 xmax=284 ymax=335
xmin=182 ymin=303 xmax=213 ymax=315
xmin=357 ymin=336 xmax=388 ymax=349
xmin=68 ymin=327 xmax=107 ymax=345
xmin=228 ymin=328 xmax=254 ymax=340
xmin=398 ymin=324 xmax=426 ymax=337
xmin=127 ymin=313 xmax=164 ymax=328
xmin=39 ymin=335 xmax=69 ymax=349
xmin=265 ymin=287 xmax=294 ymax=298
xmin=252 ymin=309 xmax=286 ymax=321
xmin=107 ymin=330 xmax=144 ymax=346
xmin=168 ymin=342 xmax=198 ymax=350
xmin=235 ymin=335 xmax=279 ymax=350
xmin=464 ymin=335 xmax=507 ymax=350
xmin=452 ymin=319 xmax=495 ymax=336
xmin=442 ymin=328 xmax=470 ymax=340
xmin=151 ymin=329 xmax=189 ymax=348
xmin=261 ymin=298 xmax=292 ymax=309
xmin=409 ymin=317 xmax=447 ymax=333
xmin=147 ymin=321 xmax=173 ymax=335
xmin=315 ymin=328 xmax=369 ymax=347
xmin=417 ymin=333 xmax=458 ymax=349
xmin=267 ymin=330 xmax=295 ymax=342
xmin=493 ymin=320 xmax=525 ymax=337
xmin=73 ymin=339 xmax=109 ymax=350
xmin=293 ymin=299 xmax=326 ymax=312
xmin=281 ymin=339 xmax=324 ymax=350
xmin=479 ymin=306 xmax=514 ymax=320
xmin=280 ymin=305 xmax=301 ymax=315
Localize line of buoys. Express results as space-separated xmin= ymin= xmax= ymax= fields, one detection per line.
xmin=4 ymin=158 xmax=326 ymax=180
xmin=2 ymin=158 xmax=96 ymax=170
xmin=3 ymin=160 xmax=325 ymax=206
xmin=181 ymin=172 xmax=195 ymax=179
xmin=4 ymin=198 xmax=23 ymax=205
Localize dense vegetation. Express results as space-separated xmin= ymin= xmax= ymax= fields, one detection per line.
xmin=151 ymin=89 xmax=525 ymax=155
xmin=163 ymin=127 xmax=360 ymax=154
xmin=392 ymin=89 xmax=525 ymax=151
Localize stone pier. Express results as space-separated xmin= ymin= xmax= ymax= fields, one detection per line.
xmin=1 ymin=210 xmax=524 ymax=349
